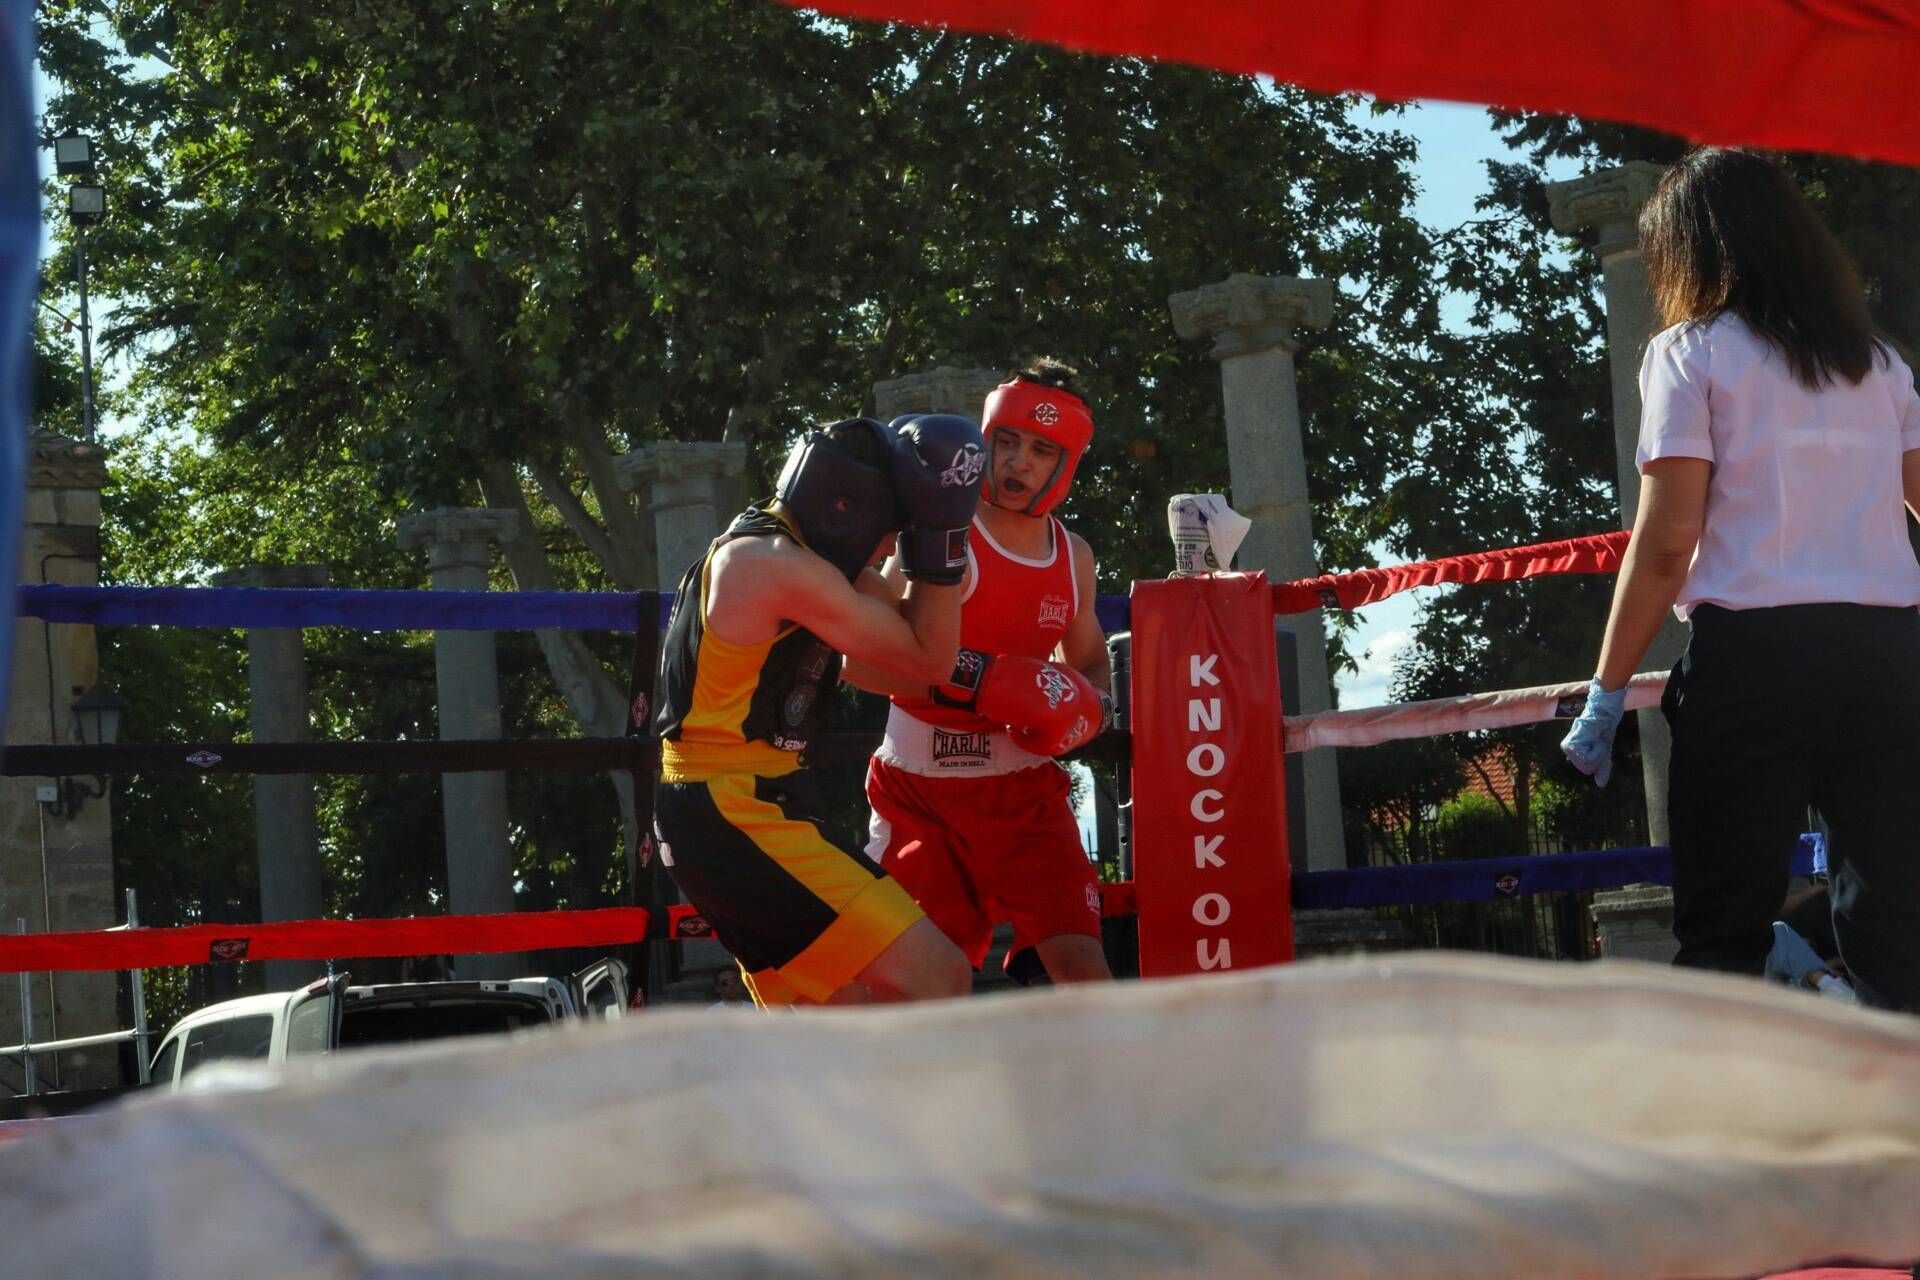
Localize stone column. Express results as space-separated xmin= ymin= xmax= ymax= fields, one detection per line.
xmin=1169 ymin=274 xmax=1345 ymax=873
xmin=1 ymin=431 xmax=118 ymax=1088
xmin=1547 ymin=162 xmax=1684 ymax=848
xmin=210 ymin=564 xmax=329 ymax=992
xmin=613 ymin=443 xmax=748 ymax=992
xmin=397 ymin=509 xmax=521 ymax=980
xmin=615 ymin=442 xmax=749 ymax=589
xmin=1589 ymin=884 xmax=1679 ymax=964
xmin=871 ymin=366 xmax=1003 ymax=422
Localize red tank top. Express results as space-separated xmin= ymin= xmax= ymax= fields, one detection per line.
xmin=896 ymin=515 xmax=1079 ymax=732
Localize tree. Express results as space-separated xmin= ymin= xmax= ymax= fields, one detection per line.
xmin=39 ymin=1 xmax=1464 ymax=887
xmin=1357 ymin=112 xmax=1920 ymax=847
xmin=100 ymin=433 xmax=633 ymax=1020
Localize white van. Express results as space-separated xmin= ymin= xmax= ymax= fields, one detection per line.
xmin=147 ymin=960 xmax=628 ymax=1091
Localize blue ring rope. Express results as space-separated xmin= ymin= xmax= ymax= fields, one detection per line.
xmin=1292 ymin=839 xmax=1819 ymax=909
xmin=18 ymin=583 xmax=1137 ymax=634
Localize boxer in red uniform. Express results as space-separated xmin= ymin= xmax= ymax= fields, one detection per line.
xmin=846 ymin=360 xmax=1115 ymax=984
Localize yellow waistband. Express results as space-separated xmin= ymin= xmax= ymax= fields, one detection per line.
xmin=660 ymin=739 xmax=803 ymax=782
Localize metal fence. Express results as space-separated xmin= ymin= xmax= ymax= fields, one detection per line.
xmin=1347 ymin=802 xmax=1654 ymax=962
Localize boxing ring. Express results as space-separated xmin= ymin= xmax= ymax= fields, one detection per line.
xmin=3 ymin=532 xmax=1918 ymax=1278
xmin=0 ymin=528 xmax=1719 ymax=979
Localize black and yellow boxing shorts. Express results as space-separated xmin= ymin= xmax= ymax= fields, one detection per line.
xmin=654 ymin=769 xmax=924 ymax=1006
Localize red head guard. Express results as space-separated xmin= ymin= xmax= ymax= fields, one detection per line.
xmin=980 ymin=377 xmax=1094 ymax=517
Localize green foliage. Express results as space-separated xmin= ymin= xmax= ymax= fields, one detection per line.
xmin=97 ymin=425 xmax=629 ymax=1003
xmin=30 ymin=313 xmax=97 ymax=439
xmin=39 ymin=1 xmax=1457 ymax=590
xmin=1489 ymin=115 xmax=1920 ymax=353
xmin=1346 ymin=112 xmax=1920 ymax=841
xmin=37 ymin=1 xmax=1482 ymax=946
xmin=1431 ymin=790 xmax=1525 ymax=861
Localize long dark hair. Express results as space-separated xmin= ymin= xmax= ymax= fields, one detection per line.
xmin=1639 ymin=148 xmax=1880 ymax=389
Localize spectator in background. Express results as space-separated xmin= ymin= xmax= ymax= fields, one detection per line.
xmin=709 ymin=967 xmax=753 ymax=1009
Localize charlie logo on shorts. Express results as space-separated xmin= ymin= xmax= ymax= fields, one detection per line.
xmin=1085 ymin=883 xmax=1102 ymax=915
xmin=1036 ymin=594 xmax=1071 ymax=629
xmin=932 ymin=727 xmax=992 ymax=767
xmin=941 ymin=445 xmax=985 ymax=488
xmin=1036 ymin=665 xmax=1077 ymax=709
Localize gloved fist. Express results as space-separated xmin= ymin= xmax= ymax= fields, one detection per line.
xmin=890 ymin=413 xmax=986 ymax=585
xmin=1560 ymin=676 xmax=1628 ymax=787
xmin=936 ymin=650 xmax=1106 ymax=757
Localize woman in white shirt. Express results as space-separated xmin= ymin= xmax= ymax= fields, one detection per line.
xmin=1561 ymin=147 xmax=1920 ymax=1013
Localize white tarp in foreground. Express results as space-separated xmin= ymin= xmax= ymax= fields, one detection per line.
xmin=2 ymin=953 xmax=1917 ymax=1279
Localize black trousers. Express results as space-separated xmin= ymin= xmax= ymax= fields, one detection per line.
xmin=1663 ymin=603 xmax=1920 ymax=1013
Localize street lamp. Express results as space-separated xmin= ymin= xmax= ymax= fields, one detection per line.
xmin=72 ymin=682 xmax=126 ymax=749
xmin=55 ymin=682 xmax=126 ymax=819
xmin=52 ymin=132 xmax=102 ymax=440
xmin=52 ymin=132 xmax=94 ymax=176
xmin=67 ymin=184 xmax=105 ymax=226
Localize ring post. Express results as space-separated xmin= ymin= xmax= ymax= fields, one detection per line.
xmin=1129 ymin=573 xmax=1294 ymax=977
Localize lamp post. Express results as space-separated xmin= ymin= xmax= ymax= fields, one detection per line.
xmin=54 ymin=133 xmax=103 ymax=442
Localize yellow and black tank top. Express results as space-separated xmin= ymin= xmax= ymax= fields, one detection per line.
xmin=654 ymin=505 xmax=844 ymax=782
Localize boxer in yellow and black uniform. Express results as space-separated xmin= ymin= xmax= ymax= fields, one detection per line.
xmin=654 ymin=414 xmax=987 ymax=1006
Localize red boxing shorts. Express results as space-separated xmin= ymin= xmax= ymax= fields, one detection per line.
xmin=865 ymin=756 xmax=1102 ymax=969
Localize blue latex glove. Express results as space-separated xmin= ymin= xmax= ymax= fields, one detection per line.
xmin=1560 ymin=677 xmax=1628 ymax=787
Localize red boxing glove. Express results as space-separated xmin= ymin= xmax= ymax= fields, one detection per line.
xmin=937 ymin=651 xmax=1107 ymax=757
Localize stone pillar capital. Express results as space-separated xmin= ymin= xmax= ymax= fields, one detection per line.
xmin=870 ymin=366 xmax=1003 ymax=420
xmin=26 ymin=430 xmax=109 ymax=531
xmin=211 ymin=564 xmax=332 ymax=591
xmin=1168 ymin=274 xmax=1335 ymax=359
xmin=614 ymin=441 xmax=748 ymax=510
xmin=1546 ymin=161 xmax=1667 ymax=257
xmin=396 ymin=508 xmax=522 ymax=573
xmin=28 ymin=429 xmax=109 ymax=491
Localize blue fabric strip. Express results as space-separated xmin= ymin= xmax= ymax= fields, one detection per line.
xmin=19 ymin=583 xmax=1135 ymax=634
xmin=1290 ymin=838 xmax=1819 ymax=909
xmin=18 ymin=585 xmax=663 ymax=632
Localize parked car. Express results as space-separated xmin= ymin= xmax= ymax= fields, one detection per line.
xmin=146 ymin=960 xmax=628 ymax=1091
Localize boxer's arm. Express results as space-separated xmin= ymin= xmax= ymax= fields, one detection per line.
xmin=723 ymin=540 xmax=960 ymax=685
xmin=1055 ymin=532 xmax=1110 ymax=693
xmin=878 ymin=547 xmax=971 ymax=597
xmin=841 ymin=569 xmax=939 ymax=698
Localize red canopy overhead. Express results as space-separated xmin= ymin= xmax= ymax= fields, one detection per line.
xmin=787 ymin=0 xmax=1920 ymax=167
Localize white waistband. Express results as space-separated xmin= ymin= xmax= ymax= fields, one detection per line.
xmin=875 ymin=705 xmax=1054 ymax=777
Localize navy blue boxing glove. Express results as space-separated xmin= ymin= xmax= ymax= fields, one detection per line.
xmin=890 ymin=413 xmax=986 ymax=585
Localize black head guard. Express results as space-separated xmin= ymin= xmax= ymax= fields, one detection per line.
xmin=773 ymin=417 xmax=905 ymax=580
